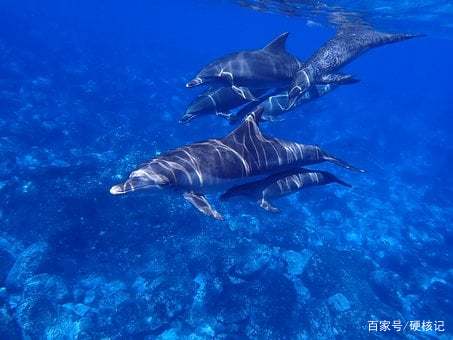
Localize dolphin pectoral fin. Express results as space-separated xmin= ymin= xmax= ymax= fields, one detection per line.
xmin=259 ymin=198 xmax=279 ymax=213
xmin=319 ymin=73 xmax=359 ymax=85
xmin=183 ymin=192 xmax=224 ymax=220
xmin=232 ymin=85 xmax=256 ymax=101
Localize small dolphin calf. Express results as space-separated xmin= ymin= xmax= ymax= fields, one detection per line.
xmin=186 ymin=32 xmax=303 ymax=100
xmin=287 ymin=25 xmax=420 ymax=108
xmin=221 ymin=168 xmax=351 ymax=212
xmin=110 ymin=108 xmax=364 ymax=220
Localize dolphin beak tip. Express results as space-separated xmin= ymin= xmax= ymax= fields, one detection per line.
xmin=186 ymin=77 xmax=203 ymax=88
xmin=110 ymin=185 xmax=124 ymax=195
xmin=179 ymin=114 xmax=194 ymax=123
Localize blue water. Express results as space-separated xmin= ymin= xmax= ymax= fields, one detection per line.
xmin=1 ymin=1 xmax=452 ymax=339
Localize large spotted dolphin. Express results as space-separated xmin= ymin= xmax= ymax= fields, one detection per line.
xmin=110 ymin=108 xmax=364 ymax=220
xmin=186 ymin=32 xmax=304 ymax=100
xmin=287 ymin=25 xmax=421 ymax=108
xmin=221 ymin=168 xmax=351 ymax=212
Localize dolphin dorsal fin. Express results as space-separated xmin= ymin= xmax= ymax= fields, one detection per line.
xmin=262 ymin=32 xmax=289 ymax=53
xmin=224 ymin=106 xmax=264 ymax=143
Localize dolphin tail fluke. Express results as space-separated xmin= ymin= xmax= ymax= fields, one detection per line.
xmin=321 ymin=150 xmax=366 ymax=173
xmin=331 ymin=175 xmax=353 ymax=188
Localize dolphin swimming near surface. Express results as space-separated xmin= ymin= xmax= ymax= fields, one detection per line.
xmin=221 ymin=168 xmax=351 ymax=212
xmin=110 ymin=107 xmax=365 ymax=220
xmin=286 ymin=25 xmax=421 ymax=108
xmin=186 ymin=32 xmax=304 ymax=100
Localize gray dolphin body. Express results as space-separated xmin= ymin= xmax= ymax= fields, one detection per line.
xmin=180 ymin=87 xmax=266 ymax=123
xmin=186 ymin=32 xmax=303 ymax=100
xmin=287 ymin=25 xmax=421 ymax=108
xmin=110 ymin=108 xmax=364 ymax=220
xmin=221 ymin=168 xmax=351 ymax=212
xmin=182 ymin=83 xmax=348 ymax=124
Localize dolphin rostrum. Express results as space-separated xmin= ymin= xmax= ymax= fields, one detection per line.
xmin=110 ymin=107 xmax=364 ymax=220
xmin=221 ymin=168 xmax=351 ymax=212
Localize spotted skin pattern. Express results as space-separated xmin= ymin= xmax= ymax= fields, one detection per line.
xmin=287 ymin=26 xmax=420 ymax=107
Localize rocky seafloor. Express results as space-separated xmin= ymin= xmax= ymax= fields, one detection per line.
xmin=1 ymin=3 xmax=453 ymax=339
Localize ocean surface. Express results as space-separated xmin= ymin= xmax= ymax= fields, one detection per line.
xmin=1 ymin=0 xmax=452 ymax=339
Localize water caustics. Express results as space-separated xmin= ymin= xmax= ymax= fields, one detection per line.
xmin=233 ymin=0 xmax=453 ymax=37
xmin=1 ymin=1 xmax=451 ymax=339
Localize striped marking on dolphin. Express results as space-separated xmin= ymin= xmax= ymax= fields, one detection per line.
xmin=186 ymin=32 xmax=303 ymax=100
xmin=110 ymin=107 xmax=365 ymax=220
xmin=229 ymin=82 xmax=354 ymax=124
